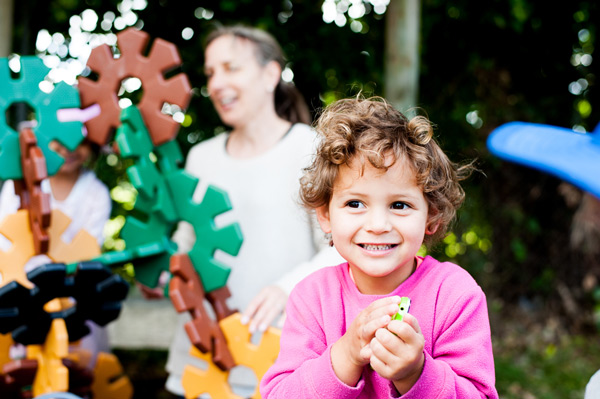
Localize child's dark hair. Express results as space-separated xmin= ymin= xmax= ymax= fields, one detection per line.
xmin=300 ymin=96 xmax=472 ymax=244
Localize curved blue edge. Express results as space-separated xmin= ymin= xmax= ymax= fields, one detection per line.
xmin=487 ymin=121 xmax=600 ymax=199
xmin=34 ymin=393 xmax=84 ymax=399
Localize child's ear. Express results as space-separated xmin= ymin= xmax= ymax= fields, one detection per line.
xmin=426 ymin=209 xmax=440 ymax=235
xmin=315 ymin=205 xmax=332 ymax=234
xmin=425 ymin=222 xmax=439 ymax=236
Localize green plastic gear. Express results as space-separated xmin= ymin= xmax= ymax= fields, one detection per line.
xmin=0 ymin=56 xmax=83 ymax=179
xmin=110 ymin=106 xmax=243 ymax=292
xmin=167 ymin=174 xmax=243 ymax=293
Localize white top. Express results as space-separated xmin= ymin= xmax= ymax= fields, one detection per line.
xmin=165 ymin=123 xmax=343 ymax=395
xmin=0 ymin=170 xmax=112 ymax=263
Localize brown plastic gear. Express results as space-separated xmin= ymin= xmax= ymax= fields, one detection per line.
xmin=79 ymin=27 xmax=192 ymax=146
xmin=169 ymin=254 xmax=235 ymax=371
xmin=15 ymin=128 xmax=51 ymax=255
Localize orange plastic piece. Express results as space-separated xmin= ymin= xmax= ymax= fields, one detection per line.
xmin=90 ymin=352 xmax=133 ymax=399
xmin=0 ymin=209 xmax=100 ymax=289
xmin=16 ymin=128 xmax=51 ymax=254
xmin=46 ymin=209 xmax=101 ymax=264
xmin=182 ymin=313 xmax=281 ymax=399
xmin=220 ymin=313 xmax=281 ymax=399
xmin=0 ymin=209 xmax=36 ymax=288
xmin=79 ymin=27 xmax=192 ymax=146
xmin=169 ymin=253 xmax=235 ymax=370
xmin=0 ymin=334 xmax=12 ymax=368
xmin=182 ymin=346 xmax=240 ymax=399
xmin=27 ymin=300 xmax=69 ymax=396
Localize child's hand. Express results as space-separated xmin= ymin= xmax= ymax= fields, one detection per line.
xmin=368 ymin=313 xmax=425 ymax=395
xmin=331 ymin=296 xmax=403 ymax=386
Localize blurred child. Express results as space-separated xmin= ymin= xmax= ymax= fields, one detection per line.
xmin=0 ymin=110 xmax=112 ymax=364
xmin=261 ymin=97 xmax=498 ymax=398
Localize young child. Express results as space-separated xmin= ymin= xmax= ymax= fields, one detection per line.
xmin=260 ymin=97 xmax=498 ymax=398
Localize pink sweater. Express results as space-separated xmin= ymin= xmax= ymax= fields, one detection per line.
xmin=260 ymin=256 xmax=498 ymax=398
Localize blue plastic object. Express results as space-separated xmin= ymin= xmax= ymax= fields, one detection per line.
xmin=34 ymin=393 xmax=83 ymax=399
xmin=487 ymin=121 xmax=600 ymax=198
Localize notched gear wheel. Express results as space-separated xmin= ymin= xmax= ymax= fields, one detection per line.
xmin=0 ymin=56 xmax=83 ymax=179
xmin=78 ymin=27 xmax=192 ymax=146
xmin=0 ymin=262 xmax=129 ymax=345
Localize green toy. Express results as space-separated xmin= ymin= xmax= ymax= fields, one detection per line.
xmin=393 ymin=297 xmax=411 ymax=322
xmin=0 ymin=56 xmax=83 ymax=179
xmin=98 ymin=105 xmax=243 ymax=293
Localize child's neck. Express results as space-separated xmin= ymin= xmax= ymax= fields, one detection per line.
xmin=348 ymin=257 xmax=422 ymax=295
xmin=49 ymin=170 xmax=80 ymax=201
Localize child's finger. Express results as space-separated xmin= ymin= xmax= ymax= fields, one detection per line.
xmin=394 ymin=313 xmax=422 ymax=334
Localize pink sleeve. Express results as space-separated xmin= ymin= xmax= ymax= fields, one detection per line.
xmin=260 ymin=284 xmax=365 ymax=399
xmin=403 ymin=286 xmax=499 ymax=399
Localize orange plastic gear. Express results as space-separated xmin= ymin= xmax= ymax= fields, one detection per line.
xmin=46 ymin=209 xmax=101 ymax=264
xmin=221 ymin=313 xmax=281 ymax=399
xmin=0 ymin=209 xmax=36 ymax=288
xmin=181 ymin=347 xmax=240 ymax=399
xmin=26 ymin=300 xmax=69 ymax=397
xmin=90 ymin=352 xmax=133 ymax=399
xmin=0 ymin=209 xmax=100 ymax=289
xmin=79 ymin=27 xmax=192 ymax=146
xmin=181 ymin=313 xmax=281 ymax=399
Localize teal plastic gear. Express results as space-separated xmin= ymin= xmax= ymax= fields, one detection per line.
xmin=0 ymin=56 xmax=83 ymax=179
xmin=108 ymin=106 xmax=243 ymax=292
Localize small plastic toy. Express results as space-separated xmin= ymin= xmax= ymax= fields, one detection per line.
xmin=393 ymin=297 xmax=411 ymax=322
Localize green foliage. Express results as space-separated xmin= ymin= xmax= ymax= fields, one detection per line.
xmin=495 ymin=332 xmax=600 ymax=398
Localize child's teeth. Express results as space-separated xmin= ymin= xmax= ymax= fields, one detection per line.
xmin=363 ymin=244 xmax=392 ymax=250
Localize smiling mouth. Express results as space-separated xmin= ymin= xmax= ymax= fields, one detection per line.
xmin=359 ymin=244 xmax=398 ymax=251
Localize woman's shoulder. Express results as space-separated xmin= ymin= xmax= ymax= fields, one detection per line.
xmin=187 ymin=133 xmax=229 ymax=156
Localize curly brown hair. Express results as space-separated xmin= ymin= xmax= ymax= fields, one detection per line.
xmin=300 ymin=96 xmax=472 ymax=245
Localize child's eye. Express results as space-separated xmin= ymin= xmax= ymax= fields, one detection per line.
xmin=391 ymin=202 xmax=409 ymax=210
xmin=346 ymin=200 xmax=364 ymax=209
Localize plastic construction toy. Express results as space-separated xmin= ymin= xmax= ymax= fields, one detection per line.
xmin=393 ymin=297 xmax=411 ymax=322
xmin=0 ymin=55 xmax=84 ymax=179
xmin=99 ymin=105 xmax=243 ymax=294
xmin=169 ymin=253 xmax=235 ymax=371
xmin=15 ymin=128 xmax=51 ymax=254
xmin=78 ymin=27 xmax=192 ymax=146
xmin=181 ymin=313 xmax=281 ymax=399
xmin=0 ymin=262 xmax=129 ymax=345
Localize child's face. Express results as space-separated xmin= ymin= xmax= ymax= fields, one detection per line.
xmin=316 ymin=154 xmax=434 ymax=295
xmin=49 ymin=140 xmax=92 ymax=175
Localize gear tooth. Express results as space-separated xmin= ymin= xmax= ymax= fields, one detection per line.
xmin=86 ymin=44 xmax=116 ymax=71
xmin=147 ymin=38 xmax=182 ymax=71
xmin=117 ymin=27 xmax=150 ymax=56
xmin=20 ymin=57 xmax=49 ymax=84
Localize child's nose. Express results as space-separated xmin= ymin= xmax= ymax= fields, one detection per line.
xmin=365 ymin=209 xmax=392 ymax=233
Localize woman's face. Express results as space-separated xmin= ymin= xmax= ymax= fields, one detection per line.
xmin=204 ymin=35 xmax=278 ymax=129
